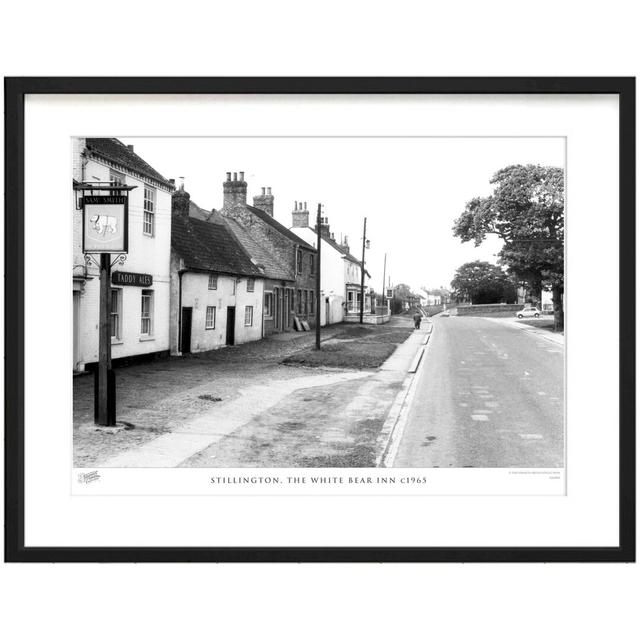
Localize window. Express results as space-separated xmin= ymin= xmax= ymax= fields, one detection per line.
xmin=143 ymin=185 xmax=156 ymax=236
xmin=297 ymin=290 xmax=302 ymax=314
xmin=296 ymin=249 xmax=303 ymax=274
xmin=246 ymin=278 xmax=255 ymax=292
xmin=244 ymin=305 xmax=253 ymax=326
xmin=310 ymin=254 xmax=315 ymax=275
xmin=110 ymin=170 xmax=126 ymax=187
xmin=141 ymin=290 xmax=153 ymax=335
xmin=205 ymin=306 xmax=216 ymax=329
xmin=208 ymin=273 xmax=218 ymax=290
xmin=264 ymin=292 xmax=273 ymax=318
xmin=303 ymin=290 xmax=308 ymax=314
xmin=310 ymin=291 xmax=315 ymax=314
xmin=110 ymin=288 xmax=121 ymax=339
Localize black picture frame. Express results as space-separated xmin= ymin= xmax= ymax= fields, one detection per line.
xmin=4 ymin=77 xmax=635 ymax=563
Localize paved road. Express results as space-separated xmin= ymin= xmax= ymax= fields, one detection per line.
xmin=392 ymin=316 xmax=564 ymax=468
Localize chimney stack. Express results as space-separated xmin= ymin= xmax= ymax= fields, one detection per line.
xmin=341 ymin=234 xmax=350 ymax=254
xmin=316 ymin=216 xmax=330 ymax=239
xmin=291 ymin=200 xmax=309 ymax=228
xmin=223 ymin=170 xmax=248 ymax=209
xmin=253 ymin=185 xmax=275 ymax=217
xmin=171 ymin=178 xmax=191 ymax=218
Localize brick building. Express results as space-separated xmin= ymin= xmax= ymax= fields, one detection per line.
xmin=217 ymin=172 xmax=318 ymax=332
xmin=72 ymin=138 xmax=173 ymax=371
xmin=290 ymin=205 xmax=372 ymax=325
xmin=170 ymin=185 xmax=265 ymax=354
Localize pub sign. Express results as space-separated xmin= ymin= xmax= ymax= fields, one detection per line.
xmin=83 ymin=194 xmax=128 ymax=253
xmin=112 ymin=271 xmax=153 ymax=287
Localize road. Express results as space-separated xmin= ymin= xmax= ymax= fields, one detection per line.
xmin=392 ymin=316 xmax=564 ymax=468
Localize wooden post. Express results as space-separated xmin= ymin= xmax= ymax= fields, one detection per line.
xmin=381 ymin=252 xmax=386 ymax=315
xmin=359 ymin=217 xmax=367 ymax=324
xmin=315 ymin=203 xmax=322 ymax=350
xmin=97 ymin=252 xmax=115 ymax=425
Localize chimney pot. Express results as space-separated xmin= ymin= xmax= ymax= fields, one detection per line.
xmin=239 ymin=171 xmax=244 ymax=181
xmin=169 ymin=178 xmax=175 ymax=185
xmin=127 ymin=144 xmax=134 ymax=152
xmin=233 ymin=172 xmax=237 ymax=181
xmin=295 ymin=201 xmax=298 ymax=210
xmin=267 ymin=187 xmax=272 ymax=195
xmin=262 ymin=187 xmax=266 ymax=195
xmin=304 ymin=201 xmax=307 ymax=210
xmin=226 ymin=172 xmax=231 ymax=181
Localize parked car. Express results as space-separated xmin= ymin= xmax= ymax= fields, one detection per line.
xmin=516 ymin=307 xmax=541 ymax=319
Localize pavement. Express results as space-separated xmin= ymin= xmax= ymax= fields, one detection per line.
xmin=76 ymin=316 xmax=428 ymax=468
xmin=388 ymin=314 xmax=564 ymax=468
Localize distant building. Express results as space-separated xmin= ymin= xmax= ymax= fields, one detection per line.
xmin=72 ymin=138 xmax=174 ymax=371
xmin=289 ymin=205 xmax=372 ymax=325
xmin=170 ymin=186 xmax=265 ymax=354
xmin=216 ymin=173 xmax=318 ymax=332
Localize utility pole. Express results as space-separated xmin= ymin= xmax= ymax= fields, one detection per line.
xmin=315 ymin=203 xmax=322 ymax=350
xmin=381 ymin=252 xmax=387 ymax=314
xmin=359 ymin=216 xmax=367 ymax=324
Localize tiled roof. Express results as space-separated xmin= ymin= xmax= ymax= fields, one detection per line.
xmin=298 ymin=225 xmax=365 ymax=267
xmin=224 ymin=218 xmax=295 ymax=282
xmin=171 ymin=214 xmax=263 ymax=278
xmin=85 ymin=138 xmax=173 ymax=188
xmin=246 ymin=205 xmax=316 ymax=251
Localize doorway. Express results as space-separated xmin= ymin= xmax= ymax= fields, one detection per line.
xmin=226 ymin=306 xmax=236 ymax=345
xmin=181 ymin=307 xmax=193 ymax=354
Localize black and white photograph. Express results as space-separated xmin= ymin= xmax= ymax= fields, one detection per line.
xmin=72 ymin=136 xmax=565 ymax=473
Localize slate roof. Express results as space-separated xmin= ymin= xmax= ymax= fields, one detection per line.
xmin=224 ymin=217 xmax=295 ymax=282
xmin=246 ymin=205 xmax=316 ymax=251
xmin=296 ymin=225 xmax=369 ymax=273
xmin=171 ymin=213 xmax=263 ymax=278
xmin=85 ymin=138 xmax=173 ymax=188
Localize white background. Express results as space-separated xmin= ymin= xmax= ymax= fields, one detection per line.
xmin=26 ymin=94 xmax=610 ymax=546
xmin=1 ymin=1 xmax=638 ymax=639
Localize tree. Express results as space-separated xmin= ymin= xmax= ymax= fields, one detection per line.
xmin=453 ymin=164 xmax=564 ymax=331
xmin=451 ymin=261 xmax=516 ymax=304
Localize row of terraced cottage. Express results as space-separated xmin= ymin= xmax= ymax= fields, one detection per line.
xmin=72 ymin=138 xmax=374 ymax=372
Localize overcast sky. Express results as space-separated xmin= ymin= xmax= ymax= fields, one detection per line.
xmin=120 ymin=136 xmax=564 ymax=293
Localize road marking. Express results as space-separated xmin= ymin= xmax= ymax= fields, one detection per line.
xmin=473 ymin=409 xmax=492 ymax=414
xmin=537 ymin=391 xmax=547 ymax=396
xmin=471 ymin=414 xmax=489 ymax=421
xmin=519 ymin=434 xmax=543 ymax=440
xmin=459 ymin=402 xmax=468 ymax=407
xmin=484 ymin=401 xmax=499 ymax=408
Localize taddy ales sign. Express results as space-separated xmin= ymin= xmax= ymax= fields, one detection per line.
xmin=83 ymin=194 xmax=128 ymax=253
xmin=112 ymin=271 xmax=153 ymax=287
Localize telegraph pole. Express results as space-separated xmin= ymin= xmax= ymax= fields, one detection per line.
xmin=381 ymin=252 xmax=387 ymax=314
xmin=315 ymin=203 xmax=322 ymax=350
xmin=359 ymin=216 xmax=367 ymax=324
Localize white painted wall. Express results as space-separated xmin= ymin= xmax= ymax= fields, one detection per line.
xmin=179 ymin=273 xmax=264 ymax=353
xmin=73 ymin=142 xmax=172 ymax=369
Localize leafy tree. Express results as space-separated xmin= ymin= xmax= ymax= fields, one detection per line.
xmin=451 ymin=261 xmax=516 ymax=304
xmin=453 ymin=164 xmax=564 ymax=330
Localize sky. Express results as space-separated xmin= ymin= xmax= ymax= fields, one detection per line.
xmin=120 ymin=136 xmax=565 ymax=294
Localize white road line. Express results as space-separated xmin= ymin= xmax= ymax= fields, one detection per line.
xmin=471 ymin=415 xmax=489 ymax=422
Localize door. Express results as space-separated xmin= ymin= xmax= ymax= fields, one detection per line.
xmin=181 ymin=307 xmax=193 ymax=354
xmin=226 ymin=306 xmax=236 ymax=345
xmin=325 ymin=298 xmax=330 ymax=326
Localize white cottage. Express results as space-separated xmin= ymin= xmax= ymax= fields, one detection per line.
xmin=169 ymin=187 xmax=265 ymax=354
xmin=72 ymin=138 xmax=173 ymax=371
xmin=289 ymin=203 xmax=372 ymax=325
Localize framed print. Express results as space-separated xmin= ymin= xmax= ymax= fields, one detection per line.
xmin=4 ymin=77 xmax=635 ymax=562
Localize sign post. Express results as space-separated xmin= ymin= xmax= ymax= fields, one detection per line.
xmin=76 ymin=183 xmax=134 ymax=426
